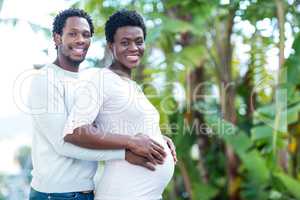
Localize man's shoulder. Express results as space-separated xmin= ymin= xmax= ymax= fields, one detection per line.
xmin=30 ymin=63 xmax=63 ymax=90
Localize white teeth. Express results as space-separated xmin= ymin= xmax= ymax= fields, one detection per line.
xmin=127 ymin=55 xmax=139 ymax=62
xmin=73 ymin=48 xmax=84 ymax=54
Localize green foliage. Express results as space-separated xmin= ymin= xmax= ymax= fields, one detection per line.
xmin=242 ymin=0 xmax=277 ymax=23
xmin=274 ymin=172 xmax=300 ymax=199
xmin=287 ymin=34 xmax=300 ymax=86
xmin=202 ymin=112 xmax=270 ymax=184
xmin=7 ymin=0 xmax=295 ymax=199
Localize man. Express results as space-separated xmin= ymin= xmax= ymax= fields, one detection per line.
xmin=28 ymin=8 xmax=176 ymax=200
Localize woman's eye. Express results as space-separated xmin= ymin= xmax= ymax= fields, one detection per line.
xmin=68 ymin=32 xmax=76 ymax=37
xmin=121 ymin=41 xmax=129 ymax=46
xmin=136 ymin=41 xmax=144 ymax=45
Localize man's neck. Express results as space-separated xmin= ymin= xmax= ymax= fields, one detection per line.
xmin=54 ymin=58 xmax=79 ymax=73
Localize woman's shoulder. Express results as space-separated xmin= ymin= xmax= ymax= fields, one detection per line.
xmin=82 ymin=67 xmax=113 ymax=80
xmin=82 ymin=68 xmax=122 ymax=90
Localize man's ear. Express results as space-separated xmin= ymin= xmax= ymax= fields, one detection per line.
xmin=53 ymin=33 xmax=62 ymax=47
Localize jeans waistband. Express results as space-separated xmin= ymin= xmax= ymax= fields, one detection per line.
xmin=30 ymin=187 xmax=94 ymax=199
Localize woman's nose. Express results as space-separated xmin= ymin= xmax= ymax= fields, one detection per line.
xmin=128 ymin=42 xmax=138 ymax=51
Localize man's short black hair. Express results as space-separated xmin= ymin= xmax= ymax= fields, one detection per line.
xmin=52 ymin=8 xmax=94 ymax=36
xmin=105 ymin=9 xmax=146 ymax=43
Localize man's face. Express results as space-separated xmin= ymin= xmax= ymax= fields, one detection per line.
xmin=54 ymin=16 xmax=91 ymax=65
xmin=110 ymin=26 xmax=145 ymax=69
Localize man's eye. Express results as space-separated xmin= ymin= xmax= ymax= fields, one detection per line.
xmin=83 ymin=32 xmax=91 ymax=38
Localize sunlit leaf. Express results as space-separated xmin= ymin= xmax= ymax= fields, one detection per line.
xmin=274 ymin=172 xmax=300 ymax=199
xmin=251 ymin=125 xmax=273 ymax=141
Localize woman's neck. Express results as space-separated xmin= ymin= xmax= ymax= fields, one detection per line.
xmin=109 ymin=61 xmax=131 ymax=79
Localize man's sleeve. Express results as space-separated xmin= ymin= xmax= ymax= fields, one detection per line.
xmin=63 ymin=70 xmax=104 ymax=137
xmin=28 ymin=71 xmax=125 ymax=161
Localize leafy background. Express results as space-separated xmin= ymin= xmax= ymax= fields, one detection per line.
xmin=0 ymin=0 xmax=299 ymax=200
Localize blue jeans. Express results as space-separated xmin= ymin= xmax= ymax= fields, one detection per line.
xmin=29 ymin=188 xmax=94 ymax=200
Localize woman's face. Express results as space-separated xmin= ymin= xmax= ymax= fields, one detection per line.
xmin=109 ymin=26 xmax=145 ymax=69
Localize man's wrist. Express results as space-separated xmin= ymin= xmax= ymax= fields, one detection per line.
xmin=125 ymin=149 xmax=130 ymax=161
xmin=125 ymin=135 xmax=135 ymax=150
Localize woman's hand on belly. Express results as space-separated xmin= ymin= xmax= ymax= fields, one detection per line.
xmin=126 ymin=133 xmax=167 ymax=164
xmin=163 ymin=135 xmax=178 ymax=163
xmin=125 ymin=149 xmax=156 ymax=171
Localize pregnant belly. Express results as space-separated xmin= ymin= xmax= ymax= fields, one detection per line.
xmin=95 ymin=143 xmax=174 ymax=200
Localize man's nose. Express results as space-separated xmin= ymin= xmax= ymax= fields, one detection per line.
xmin=76 ymin=34 xmax=85 ymax=44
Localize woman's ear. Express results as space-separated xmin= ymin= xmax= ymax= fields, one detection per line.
xmin=53 ymin=33 xmax=62 ymax=47
xmin=108 ymin=42 xmax=113 ymax=52
xmin=103 ymin=45 xmax=114 ymax=67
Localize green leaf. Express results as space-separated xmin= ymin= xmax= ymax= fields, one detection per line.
xmin=193 ymin=182 xmax=219 ymax=200
xmin=223 ymin=132 xmax=252 ymax=154
xmin=253 ymin=103 xmax=286 ymax=133
xmin=161 ymin=16 xmax=194 ymax=33
xmin=239 ymin=150 xmax=269 ymax=184
xmin=204 ymin=114 xmax=270 ymax=185
xmin=286 ymin=34 xmax=300 ymax=85
xmin=254 ymin=104 xmax=275 ymax=124
xmin=176 ymin=44 xmax=205 ymax=67
xmin=147 ymin=26 xmax=162 ymax=44
xmin=274 ymin=172 xmax=300 ymax=199
xmin=288 ymin=102 xmax=300 ymax=124
xmin=251 ymin=125 xmax=273 ymax=141
xmin=291 ymin=33 xmax=300 ymax=54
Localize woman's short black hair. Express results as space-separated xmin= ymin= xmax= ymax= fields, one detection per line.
xmin=52 ymin=8 xmax=94 ymax=36
xmin=105 ymin=9 xmax=146 ymax=43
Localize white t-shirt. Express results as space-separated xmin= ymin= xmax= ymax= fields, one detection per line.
xmin=64 ymin=68 xmax=174 ymax=200
xmin=28 ymin=64 xmax=125 ymax=193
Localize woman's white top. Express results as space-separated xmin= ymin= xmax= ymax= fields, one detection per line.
xmin=64 ymin=68 xmax=174 ymax=200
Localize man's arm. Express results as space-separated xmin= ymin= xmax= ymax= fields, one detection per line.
xmin=64 ymin=125 xmax=165 ymax=164
xmin=28 ymin=73 xmax=124 ymax=161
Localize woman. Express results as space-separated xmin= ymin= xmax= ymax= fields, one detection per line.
xmin=64 ymin=10 xmax=174 ymax=200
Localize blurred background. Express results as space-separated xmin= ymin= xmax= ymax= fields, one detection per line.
xmin=0 ymin=0 xmax=299 ymax=199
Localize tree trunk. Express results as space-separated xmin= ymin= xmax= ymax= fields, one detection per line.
xmin=188 ymin=64 xmax=210 ymax=184
xmin=275 ymin=0 xmax=289 ymax=173
xmin=215 ymin=7 xmax=240 ymax=200
xmin=177 ymin=160 xmax=194 ymax=200
xmin=275 ymin=0 xmax=285 ymax=69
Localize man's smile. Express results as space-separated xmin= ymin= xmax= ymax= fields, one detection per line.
xmin=70 ymin=46 xmax=87 ymax=56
